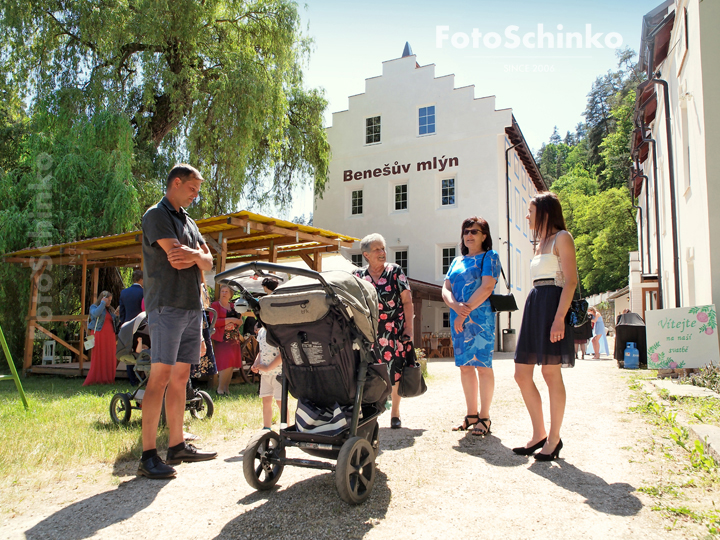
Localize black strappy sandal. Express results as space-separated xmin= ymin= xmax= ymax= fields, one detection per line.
xmin=472 ymin=418 xmax=492 ymax=436
xmin=452 ymin=414 xmax=480 ymax=431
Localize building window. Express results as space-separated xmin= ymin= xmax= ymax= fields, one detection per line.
xmin=419 ymin=106 xmax=435 ymax=135
xmin=351 ymin=190 xmax=363 ymax=215
xmin=395 ymin=184 xmax=408 ymax=211
xmin=366 ymin=116 xmax=381 ymax=144
xmin=443 ymin=311 xmax=450 ymax=328
xmin=351 ymin=254 xmax=364 ymax=267
xmin=395 ymin=250 xmax=408 ymax=275
xmin=441 ymin=178 xmax=455 ymax=206
xmin=442 ymin=247 xmax=456 ymax=275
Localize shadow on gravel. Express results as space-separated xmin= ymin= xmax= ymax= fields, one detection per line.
xmin=452 ymin=435 xmax=643 ymax=516
xmin=452 ymin=433 xmax=525 ymax=467
xmin=528 ymin=460 xmax=643 ymax=516
xmin=24 ymin=477 xmax=165 ymax=540
xmin=217 ymin=470 xmax=391 ymax=539
xmin=378 ymin=427 xmax=425 ymax=452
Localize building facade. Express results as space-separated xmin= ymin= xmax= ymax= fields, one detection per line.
xmin=314 ymin=48 xmax=545 ymax=342
xmin=630 ymin=0 xmax=720 ymax=316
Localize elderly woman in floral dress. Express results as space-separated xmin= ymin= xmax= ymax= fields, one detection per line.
xmin=353 ymin=233 xmax=414 ymax=429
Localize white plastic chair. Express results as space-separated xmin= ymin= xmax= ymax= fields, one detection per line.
xmin=42 ymin=340 xmax=57 ymax=365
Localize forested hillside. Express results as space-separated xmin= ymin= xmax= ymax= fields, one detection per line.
xmin=535 ymin=48 xmax=642 ymax=295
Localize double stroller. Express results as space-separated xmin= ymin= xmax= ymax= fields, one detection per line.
xmin=215 ymin=262 xmax=391 ymax=504
xmin=110 ymin=309 xmax=216 ymax=425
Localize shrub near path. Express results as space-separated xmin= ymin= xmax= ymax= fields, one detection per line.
xmin=0 ymin=358 xmax=701 ymax=539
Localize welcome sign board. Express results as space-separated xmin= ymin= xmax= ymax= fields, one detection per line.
xmin=645 ymin=305 xmax=720 ymax=369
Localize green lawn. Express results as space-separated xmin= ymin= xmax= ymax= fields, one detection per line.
xmin=0 ymin=376 xmax=268 ymax=494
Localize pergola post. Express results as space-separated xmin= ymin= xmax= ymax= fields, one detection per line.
xmin=78 ymin=255 xmax=88 ymax=374
xmin=22 ymin=263 xmax=45 ymax=374
xmin=269 ymin=242 xmax=277 ymax=263
xmin=313 ymin=250 xmax=322 ymax=272
xmin=91 ymin=266 xmax=99 ymax=300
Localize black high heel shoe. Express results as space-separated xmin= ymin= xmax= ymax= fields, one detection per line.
xmin=512 ymin=438 xmax=547 ymax=456
xmin=534 ymin=439 xmax=563 ymax=461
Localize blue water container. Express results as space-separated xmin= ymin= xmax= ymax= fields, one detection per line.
xmin=624 ymin=342 xmax=639 ymax=369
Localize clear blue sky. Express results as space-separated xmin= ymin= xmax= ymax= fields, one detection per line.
xmin=278 ymin=0 xmax=664 ymax=220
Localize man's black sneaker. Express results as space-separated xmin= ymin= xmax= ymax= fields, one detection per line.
xmin=137 ymin=455 xmax=176 ymax=479
xmin=166 ymin=443 xmax=218 ymax=465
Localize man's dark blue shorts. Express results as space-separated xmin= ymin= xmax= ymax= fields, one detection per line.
xmin=147 ymin=307 xmax=202 ymax=365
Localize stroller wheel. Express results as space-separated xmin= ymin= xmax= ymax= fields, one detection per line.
xmin=243 ymin=431 xmax=285 ymax=490
xmin=110 ymin=393 xmax=132 ymax=425
xmin=336 ymin=436 xmax=376 ymax=504
xmin=189 ymin=390 xmax=214 ymax=420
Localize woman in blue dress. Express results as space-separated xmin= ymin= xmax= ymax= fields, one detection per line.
xmin=442 ymin=217 xmax=500 ymax=436
xmin=587 ymin=307 xmax=609 ymax=358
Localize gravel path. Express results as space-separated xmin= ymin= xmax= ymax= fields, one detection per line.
xmin=3 ymin=354 xmax=679 ymax=539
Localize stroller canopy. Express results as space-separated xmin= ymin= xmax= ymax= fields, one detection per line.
xmin=259 ymin=271 xmax=379 ymax=343
xmin=116 ymin=312 xmax=148 ymax=361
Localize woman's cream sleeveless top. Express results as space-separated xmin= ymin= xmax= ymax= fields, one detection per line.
xmin=530 ymin=233 xmax=564 ymax=283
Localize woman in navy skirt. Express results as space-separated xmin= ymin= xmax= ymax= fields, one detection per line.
xmin=513 ymin=192 xmax=578 ymax=461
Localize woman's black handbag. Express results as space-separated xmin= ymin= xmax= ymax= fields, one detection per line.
xmin=566 ymin=273 xmax=589 ymax=327
xmin=567 ymin=298 xmax=590 ymax=327
xmin=481 ymin=253 xmax=518 ymax=312
xmin=113 ymin=315 xmax=122 ymax=335
xmin=398 ymin=344 xmax=427 ymax=398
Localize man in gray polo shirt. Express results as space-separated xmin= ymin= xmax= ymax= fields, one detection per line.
xmin=138 ymin=164 xmax=217 ymax=479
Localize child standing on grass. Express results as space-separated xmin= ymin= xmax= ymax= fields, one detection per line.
xmin=251 ymin=325 xmax=285 ymax=429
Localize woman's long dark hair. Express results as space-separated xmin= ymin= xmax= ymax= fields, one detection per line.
xmin=531 ymin=192 xmax=567 ymax=244
xmin=460 ymin=217 xmax=493 ymax=255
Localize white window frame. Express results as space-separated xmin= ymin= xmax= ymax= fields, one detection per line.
xmin=394 ymin=182 xmax=408 ymax=212
xmin=440 ymin=177 xmax=457 ymax=208
xmin=418 ymin=105 xmax=436 ymax=137
xmin=351 ymin=188 xmax=364 ymax=216
xmin=394 ymin=248 xmax=409 ymax=276
xmin=440 ymin=245 xmax=457 ymax=278
xmin=365 ymin=115 xmax=381 ymax=145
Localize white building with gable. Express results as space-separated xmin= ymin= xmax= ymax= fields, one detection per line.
xmin=314 ymin=45 xmax=546 ymax=346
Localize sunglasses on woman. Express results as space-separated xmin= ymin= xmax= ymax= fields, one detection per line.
xmin=463 ymin=229 xmax=482 ymax=236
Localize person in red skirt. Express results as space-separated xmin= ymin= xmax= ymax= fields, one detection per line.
xmin=83 ymin=290 xmax=119 ymax=386
xmin=210 ymin=284 xmax=244 ymax=395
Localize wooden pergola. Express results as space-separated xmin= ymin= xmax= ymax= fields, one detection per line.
xmin=2 ymin=211 xmax=357 ymax=375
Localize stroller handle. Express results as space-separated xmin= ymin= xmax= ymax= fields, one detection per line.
xmin=204 ymin=307 xmax=217 ymax=336
xmin=215 ymin=262 xmax=331 ymax=290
